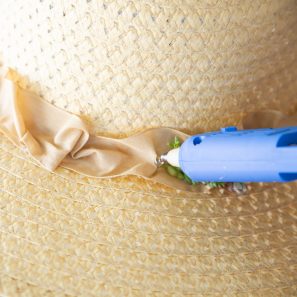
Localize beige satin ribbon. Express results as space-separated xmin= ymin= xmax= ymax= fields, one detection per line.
xmin=1 ymin=68 xmax=296 ymax=192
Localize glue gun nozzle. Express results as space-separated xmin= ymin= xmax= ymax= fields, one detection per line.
xmin=156 ymin=148 xmax=180 ymax=168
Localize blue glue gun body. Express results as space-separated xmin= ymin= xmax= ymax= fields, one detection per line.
xmin=179 ymin=126 xmax=297 ymax=183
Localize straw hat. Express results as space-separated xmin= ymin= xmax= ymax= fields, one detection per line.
xmin=1 ymin=0 xmax=297 ymax=296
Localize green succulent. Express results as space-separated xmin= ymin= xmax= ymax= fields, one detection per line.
xmin=168 ymin=136 xmax=182 ymax=149
xmin=204 ymin=181 xmax=226 ymax=188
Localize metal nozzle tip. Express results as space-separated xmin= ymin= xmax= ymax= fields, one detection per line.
xmin=155 ymin=154 xmax=167 ymax=167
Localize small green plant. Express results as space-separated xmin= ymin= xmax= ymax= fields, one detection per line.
xmin=168 ymin=136 xmax=182 ymax=149
xmin=166 ymin=136 xmax=226 ymax=188
xmin=204 ymin=182 xmax=226 ymax=188
xmin=164 ymin=163 xmax=196 ymax=185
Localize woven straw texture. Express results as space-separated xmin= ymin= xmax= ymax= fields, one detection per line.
xmin=1 ymin=0 xmax=297 ymax=135
xmin=0 ymin=0 xmax=297 ymax=296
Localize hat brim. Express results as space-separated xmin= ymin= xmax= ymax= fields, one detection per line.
xmin=1 ymin=131 xmax=297 ymax=296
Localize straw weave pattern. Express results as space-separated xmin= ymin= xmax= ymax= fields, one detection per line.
xmin=0 ymin=134 xmax=296 ymax=296
xmin=1 ymin=0 xmax=297 ymax=135
xmin=0 ymin=0 xmax=297 ymax=296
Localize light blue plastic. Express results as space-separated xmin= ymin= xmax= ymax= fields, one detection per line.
xmin=179 ymin=126 xmax=297 ymax=182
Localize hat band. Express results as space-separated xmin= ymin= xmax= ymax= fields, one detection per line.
xmin=1 ymin=68 xmax=296 ymax=192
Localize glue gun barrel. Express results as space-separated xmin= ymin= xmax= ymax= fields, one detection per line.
xmin=177 ymin=126 xmax=297 ymax=183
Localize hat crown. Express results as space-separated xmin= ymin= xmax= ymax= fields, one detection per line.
xmin=1 ymin=0 xmax=297 ymax=134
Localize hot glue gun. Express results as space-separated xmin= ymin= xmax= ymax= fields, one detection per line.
xmin=160 ymin=126 xmax=297 ymax=183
